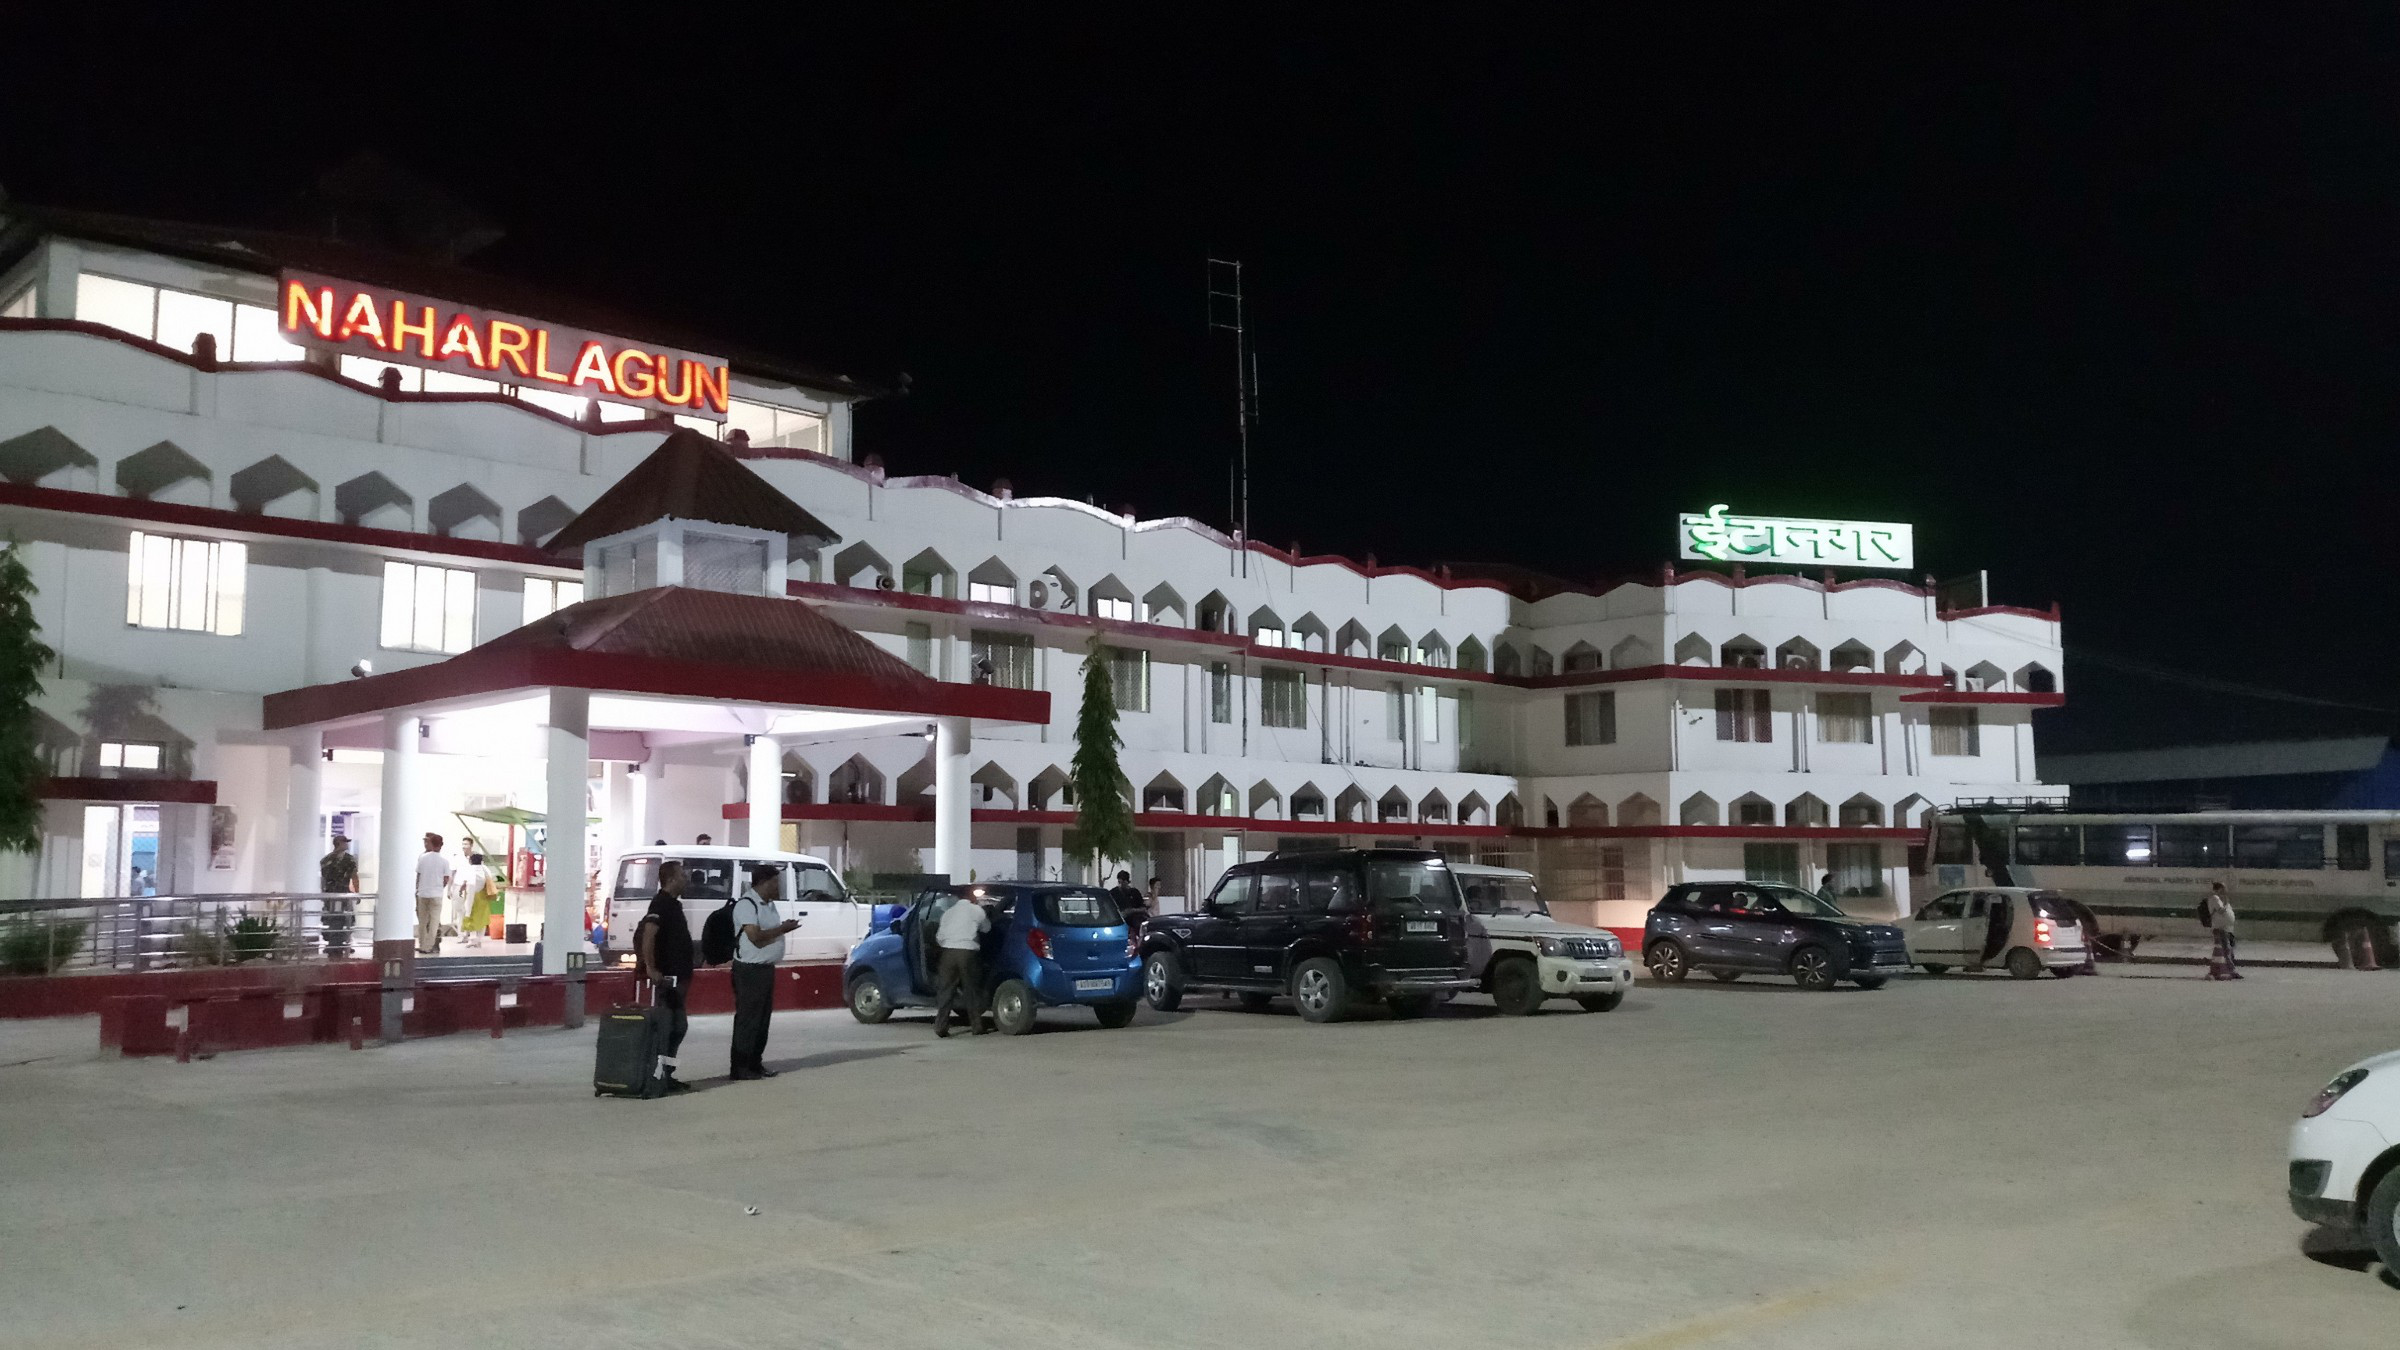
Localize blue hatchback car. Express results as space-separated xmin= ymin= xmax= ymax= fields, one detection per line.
xmin=843 ymin=882 xmax=1144 ymax=1034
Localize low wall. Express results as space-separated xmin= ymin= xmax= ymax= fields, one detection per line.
xmin=0 ymin=962 xmax=383 ymax=1019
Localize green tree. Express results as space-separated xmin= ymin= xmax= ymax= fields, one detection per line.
xmin=1064 ymin=641 xmax=1135 ymax=874
xmin=0 ymin=543 xmax=54 ymax=853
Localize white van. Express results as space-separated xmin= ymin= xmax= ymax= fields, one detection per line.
xmin=602 ymin=846 xmax=863 ymax=964
xmin=1451 ymin=864 xmax=1637 ymax=1013
xmin=1896 ymin=886 xmax=2089 ymax=979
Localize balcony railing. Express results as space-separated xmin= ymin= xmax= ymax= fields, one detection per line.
xmin=0 ymin=893 xmax=375 ymax=975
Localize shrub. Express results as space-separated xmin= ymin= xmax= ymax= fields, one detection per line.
xmin=172 ymin=922 xmax=228 ymax=967
xmin=226 ymin=914 xmax=279 ymax=964
xmin=0 ymin=917 xmax=87 ymax=976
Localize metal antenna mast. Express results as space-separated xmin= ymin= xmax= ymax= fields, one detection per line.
xmin=1206 ymin=258 xmax=1256 ymax=575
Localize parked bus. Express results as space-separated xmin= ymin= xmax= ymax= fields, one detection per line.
xmin=1915 ymin=807 xmax=2400 ymax=963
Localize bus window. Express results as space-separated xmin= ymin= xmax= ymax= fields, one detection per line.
xmin=614 ymin=856 xmax=658 ymax=899
xmin=2388 ymin=840 xmax=2400 ymax=879
xmin=2082 ymin=824 xmax=2153 ymax=867
xmin=1933 ymin=821 xmax=1973 ymax=866
xmin=2231 ymin=824 xmax=2324 ymax=871
xmin=2155 ymin=824 xmax=2230 ymax=869
xmin=2011 ymin=824 xmax=2079 ymax=867
xmin=2335 ymin=825 xmax=2370 ymax=872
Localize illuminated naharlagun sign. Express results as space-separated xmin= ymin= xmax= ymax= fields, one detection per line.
xmin=279 ymin=271 xmax=729 ymax=421
xmin=1678 ymin=504 xmax=1914 ymax=570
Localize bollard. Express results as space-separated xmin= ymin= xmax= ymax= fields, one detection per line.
xmin=380 ymin=956 xmax=407 ymax=1046
xmin=564 ymin=951 xmax=587 ymax=1029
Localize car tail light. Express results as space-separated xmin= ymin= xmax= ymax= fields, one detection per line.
xmin=1349 ymin=911 xmax=1375 ymax=945
xmin=1125 ymin=934 xmax=1140 ymax=960
xmin=2034 ymin=919 xmax=2052 ymax=947
xmin=1027 ymin=928 xmax=1052 ymax=961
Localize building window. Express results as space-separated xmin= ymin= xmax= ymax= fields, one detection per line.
xmin=1930 ymin=707 xmax=1980 ymax=756
xmin=1734 ymin=798 xmax=1776 ymax=825
xmin=1209 ymin=662 xmax=1233 ymax=724
xmin=1419 ymin=686 xmax=1441 ymax=743
xmin=97 ymin=741 xmax=162 ymax=771
xmin=1095 ymin=595 xmax=1134 ymax=623
xmin=1105 ymin=647 xmax=1151 ymax=713
xmin=125 ymin=531 xmax=245 ymax=635
xmin=380 ymin=561 xmax=478 ymax=654
xmin=1826 ymin=843 xmax=1882 ymax=896
xmin=521 ymin=577 xmax=583 ymax=624
xmin=1565 ymin=691 xmax=1616 ymax=746
xmin=1817 ymin=692 xmax=1873 ymax=743
xmin=1742 ymin=843 xmax=1803 ymax=886
xmin=76 ymin=272 xmax=306 ymax=362
xmin=1255 ymin=627 xmax=1285 ymax=648
xmin=723 ymin=398 xmax=825 ymax=453
xmin=1386 ymin=683 xmax=1408 ymax=739
xmin=969 ymin=629 xmax=1036 ymax=689
xmin=904 ymin=622 xmax=934 ymax=676
xmin=967 ymin=581 xmax=1015 ymax=606
xmin=596 ymin=537 xmax=659 ymax=595
xmin=1714 ymin=688 xmax=1772 ymax=742
xmin=1261 ymin=668 xmax=1308 ymax=729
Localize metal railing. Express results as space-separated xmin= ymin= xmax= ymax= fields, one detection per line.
xmin=0 ymin=893 xmax=378 ymax=974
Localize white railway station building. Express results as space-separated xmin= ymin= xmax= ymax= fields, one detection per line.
xmin=0 ymin=204 xmax=2067 ymax=962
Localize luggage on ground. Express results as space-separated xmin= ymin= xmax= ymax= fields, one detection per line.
xmin=594 ymin=1003 xmax=671 ymax=1098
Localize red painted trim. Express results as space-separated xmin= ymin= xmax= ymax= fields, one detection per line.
xmin=1899 ymin=690 xmax=2065 ymax=706
xmin=1939 ymin=603 xmax=2061 ymax=622
xmin=1254 ymin=646 xmax=1499 ymax=683
xmin=1522 ymin=663 xmax=1944 ymax=691
xmin=723 ymin=802 xmax=934 ymax=822
xmin=38 ymin=776 xmax=216 ymax=804
xmin=1516 ymin=825 xmax=1922 ymax=841
xmin=730 ymin=804 xmax=1920 ymax=842
xmin=0 ymin=481 xmax=569 ymax=570
xmin=786 ymin=580 xmax=1252 ymax=649
xmin=0 ymin=961 xmax=379 ymax=1020
xmin=263 ymin=646 xmax=1048 ymax=730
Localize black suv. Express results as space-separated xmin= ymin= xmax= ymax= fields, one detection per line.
xmin=1141 ymin=848 xmax=1477 ymax=1022
xmin=1643 ymin=882 xmax=1912 ymax=990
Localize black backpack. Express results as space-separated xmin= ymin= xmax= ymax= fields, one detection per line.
xmin=700 ymin=899 xmax=740 ymax=966
xmin=2193 ymin=898 xmax=2212 ymax=925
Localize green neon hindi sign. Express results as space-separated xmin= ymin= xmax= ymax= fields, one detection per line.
xmin=1678 ymin=504 xmax=1913 ymax=570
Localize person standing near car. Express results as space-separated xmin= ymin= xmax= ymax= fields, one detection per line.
xmin=634 ymin=861 xmax=696 ymax=1092
xmin=1109 ymin=870 xmax=1146 ymax=925
xmin=731 ymin=866 xmax=800 ymax=1080
xmin=933 ymin=894 xmax=991 ymax=1038
xmin=2204 ymin=882 xmax=2241 ymax=980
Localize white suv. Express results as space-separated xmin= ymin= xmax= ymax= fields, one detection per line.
xmin=1452 ymin=864 xmax=1636 ymax=1014
xmin=2289 ymin=1047 xmax=2400 ymax=1275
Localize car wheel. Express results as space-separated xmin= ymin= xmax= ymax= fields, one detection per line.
xmin=1094 ymin=1000 xmax=1138 ymax=1029
xmin=1491 ymin=957 xmax=1545 ymax=1015
xmin=1576 ymin=992 xmax=1624 ymax=1012
xmin=991 ymin=978 xmax=1038 ymax=1035
xmin=846 ymin=971 xmax=892 ymax=1024
xmin=1238 ymin=991 xmax=1275 ymax=1011
xmin=2005 ymin=947 xmax=2043 ymax=981
xmin=1789 ymin=946 xmax=1836 ymax=991
xmin=1710 ymin=970 xmax=1742 ymax=984
xmin=1291 ymin=957 xmax=1349 ymax=1023
xmin=1143 ymin=952 xmax=1184 ymax=1011
xmin=1386 ymin=994 xmax=1436 ymax=1019
xmin=1919 ymin=963 xmax=1949 ymax=976
xmin=1853 ymin=975 xmax=1888 ymax=990
xmin=1646 ymin=940 xmax=1689 ymax=982
xmin=2368 ymin=1166 xmax=2400 ymax=1274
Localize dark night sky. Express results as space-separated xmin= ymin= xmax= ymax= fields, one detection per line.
xmin=4 ymin=6 xmax=2395 ymax=750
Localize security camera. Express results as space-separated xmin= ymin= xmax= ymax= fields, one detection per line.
xmin=350 ymin=660 xmax=374 ymax=679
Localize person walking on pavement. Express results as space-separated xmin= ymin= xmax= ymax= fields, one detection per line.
xmin=933 ymin=893 xmax=991 ymax=1038
xmin=2204 ymin=882 xmax=2241 ymax=980
xmin=731 ymin=866 xmax=800 ymax=1080
xmin=634 ymin=860 xmax=697 ymax=1092
xmin=318 ymin=835 xmax=359 ymax=957
xmin=413 ymin=833 xmax=454 ymax=956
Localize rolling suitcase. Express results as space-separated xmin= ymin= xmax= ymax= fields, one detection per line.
xmin=594 ymin=1003 xmax=670 ymax=1098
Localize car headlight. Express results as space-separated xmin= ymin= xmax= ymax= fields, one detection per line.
xmin=2302 ymin=1069 xmax=2368 ymax=1119
xmin=1539 ymin=937 xmax=1570 ymax=957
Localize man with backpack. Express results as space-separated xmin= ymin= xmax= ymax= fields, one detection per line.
xmin=729 ymin=866 xmax=799 ymax=1080
xmin=634 ymin=861 xmax=696 ymax=1093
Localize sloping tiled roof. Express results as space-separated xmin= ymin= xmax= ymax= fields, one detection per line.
xmin=542 ymin=428 xmax=840 ymax=554
xmin=478 ymin=585 xmax=919 ymax=684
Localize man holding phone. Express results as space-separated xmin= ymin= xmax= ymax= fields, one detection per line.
xmin=634 ymin=860 xmax=696 ymax=1094
xmin=731 ymin=866 xmax=801 ymax=1080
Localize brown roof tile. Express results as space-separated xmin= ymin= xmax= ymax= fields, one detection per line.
xmin=542 ymin=428 xmax=840 ymax=554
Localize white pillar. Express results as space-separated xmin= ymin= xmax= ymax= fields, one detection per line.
xmin=747 ymin=734 xmax=782 ymax=854
xmin=285 ymin=737 xmax=322 ymax=893
xmin=543 ymin=688 xmax=589 ymax=975
xmin=932 ymin=715 xmax=971 ymax=881
xmin=374 ymin=714 xmax=422 ymax=951
xmin=629 ymin=762 xmax=655 ymax=846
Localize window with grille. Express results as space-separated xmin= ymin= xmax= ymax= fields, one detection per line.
xmin=1105 ymin=647 xmax=1150 ymax=713
xmin=125 ymin=531 xmax=245 ymax=635
xmin=684 ymin=531 xmax=769 ymax=595
xmin=1565 ymin=691 xmax=1616 ymax=746
xmin=381 ymin=561 xmax=477 ymax=653
xmin=1930 ymin=707 xmax=1980 ymax=756
xmin=969 ymin=630 xmax=1036 ymax=689
xmin=1386 ymin=683 xmax=1407 ymax=739
xmin=1826 ymin=843 xmax=1882 ymax=896
xmin=1742 ymin=842 xmax=1803 ymax=886
xmin=596 ymin=538 xmax=657 ymax=595
xmin=1817 ymin=692 xmax=1873 ymax=743
xmin=1551 ymin=840 xmax=1630 ymax=902
xmin=1714 ymin=688 xmax=1772 ymax=742
xmin=1261 ymin=668 xmax=1308 ymax=729
xmin=1209 ymin=662 xmax=1232 ymax=723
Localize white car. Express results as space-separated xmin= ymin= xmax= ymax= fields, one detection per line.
xmin=602 ymin=845 xmax=865 ymax=963
xmin=1896 ymin=886 xmax=2089 ymax=980
xmin=2289 ymin=1048 xmax=2400 ymax=1274
xmin=1451 ymin=864 xmax=1636 ymax=1014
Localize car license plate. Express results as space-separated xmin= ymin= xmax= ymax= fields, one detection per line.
xmin=1074 ymin=978 xmax=1113 ymax=992
xmin=1406 ymin=921 xmax=1438 ymax=933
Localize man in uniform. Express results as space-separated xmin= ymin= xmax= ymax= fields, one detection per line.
xmin=318 ymin=835 xmax=359 ymax=957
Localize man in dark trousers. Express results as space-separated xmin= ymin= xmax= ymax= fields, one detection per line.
xmin=318 ymin=834 xmax=359 ymax=957
xmin=1109 ymin=870 xmax=1146 ymax=926
xmin=933 ymin=893 xmax=991 ymax=1038
xmin=731 ymin=866 xmax=800 ymax=1080
xmin=634 ymin=860 xmax=696 ymax=1093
